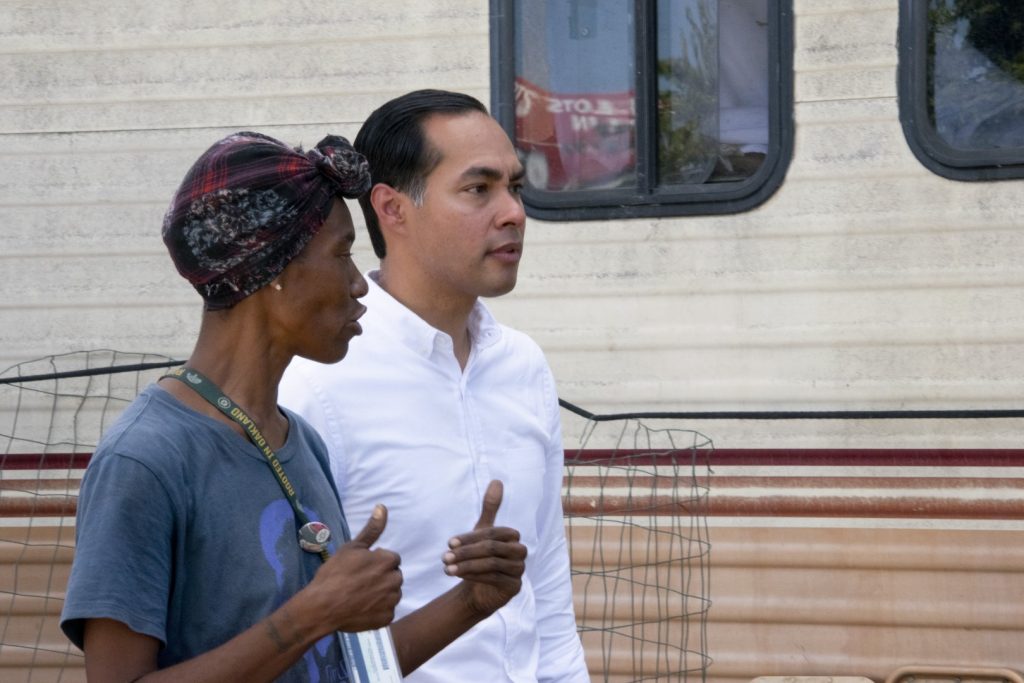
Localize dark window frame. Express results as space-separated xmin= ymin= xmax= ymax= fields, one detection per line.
xmin=489 ymin=0 xmax=794 ymax=222
xmin=898 ymin=0 xmax=1024 ymax=181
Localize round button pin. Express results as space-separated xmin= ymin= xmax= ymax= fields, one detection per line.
xmin=298 ymin=521 xmax=331 ymax=553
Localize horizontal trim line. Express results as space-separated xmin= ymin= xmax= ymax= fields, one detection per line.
xmin=8 ymin=449 xmax=1024 ymax=470
xmin=560 ymin=399 xmax=1024 ymax=421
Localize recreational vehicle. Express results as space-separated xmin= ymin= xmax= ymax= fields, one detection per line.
xmin=1 ymin=1 xmax=1022 ymax=681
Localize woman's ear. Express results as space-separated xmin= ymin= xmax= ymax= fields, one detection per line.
xmin=370 ymin=183 xmax=408 ymax=237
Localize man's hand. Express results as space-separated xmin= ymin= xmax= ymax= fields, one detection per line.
xmin=307 ymin=504 xmax=403 ymax=633
xmin=442 ymin=480 xmax=527 ymax=617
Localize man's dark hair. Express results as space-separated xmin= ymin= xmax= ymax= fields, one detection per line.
xmin=354 ymin=89 xmax=489 ymax=258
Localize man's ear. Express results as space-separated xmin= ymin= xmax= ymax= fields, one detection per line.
xmin=370 ymin=183 xmax=408 ymax=237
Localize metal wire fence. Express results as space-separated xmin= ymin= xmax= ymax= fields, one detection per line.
xmin=0 ymin=350 xmax=713 ymax=683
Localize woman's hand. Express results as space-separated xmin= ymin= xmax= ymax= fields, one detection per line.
xmin=306 ymin=504 xmax=403 ymax=633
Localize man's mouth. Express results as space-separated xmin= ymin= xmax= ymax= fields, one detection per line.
xmin=487 ymin=242 xmax=522 ymax=262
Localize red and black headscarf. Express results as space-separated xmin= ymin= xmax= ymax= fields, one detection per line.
xmin=162 ymin=131 xmax=370 ymax=310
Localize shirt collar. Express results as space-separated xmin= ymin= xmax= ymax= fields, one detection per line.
xmin=364 ymin=270 xmax=502 ymax=359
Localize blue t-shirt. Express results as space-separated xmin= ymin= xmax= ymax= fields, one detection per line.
xmin=61 ymin=384 xmax=351 ymax=682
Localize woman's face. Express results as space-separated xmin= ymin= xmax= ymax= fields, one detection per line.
xmin=274 ymin=199 xmax=368 ymax=363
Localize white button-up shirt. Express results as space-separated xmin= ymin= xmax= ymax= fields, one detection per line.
xmin=280 ymin=272 xmax=589 ymax=683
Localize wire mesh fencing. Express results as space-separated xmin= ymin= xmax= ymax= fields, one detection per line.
xmin=1 ymin=350 xmax=180 ymax=683
xmin=563 ymin=415 xmax=713 ymax=682
xmin=0 ymin=351 xmax=712 ymax=682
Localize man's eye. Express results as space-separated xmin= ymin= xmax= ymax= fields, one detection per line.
xmin=510 ymin=183 xmax=524 ymax=195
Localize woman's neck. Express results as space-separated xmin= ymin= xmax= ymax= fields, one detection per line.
xmin=160 ymin=306 xmax=292 ymax=448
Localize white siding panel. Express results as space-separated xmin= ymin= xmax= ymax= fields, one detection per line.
xmin=0 ymin=1 xmax=488 ymax=133
xmin=5 ymin=254 xmax=184 ymax=306
xmin=793 ymin=4 xmax=897 ymax=104
xmin=1 ymin=148 xmax=195 ymax=205
xmin=488 ymin=2 xmax=1024 ymax=447
xmin=794 ymin=7 xmax=896 ymax=70
xmin=0 ymin=127 xmax=366 ymax=208
xmin=3 ymin=0 xmax=1024 ymax=453
xmin=0 ymin=2 xmax=485 ymax=52
xmin=1 ymin=39 xmax=486 ymax=107
xmin=795 ymin=66 xmax=895 ymax=104
xmin=0 ymin=1 xmax=488 ymax=373
xmin=793 ymin=0 xmax=896 ymax=16
xmin=2 ymin=205 xmax=174 ymax=256
xmin=521 ymin=223 xmax=1024 ymax=291
xmin=0 ymin=36 xmax=488 ymax=133
xmin=497 ymin=201 xmax=1024 ymax=440
xmin=0 ymin=304 xmax=199 ymax=370
xmin=548 ymin=346 xmax=1024 ymax=408
xmin=0 ymin=125 xmax=384 ymax=370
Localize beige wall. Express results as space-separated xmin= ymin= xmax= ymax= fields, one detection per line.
xmin=495 ymin=0 xmax=1024 ymax=449
xmin=0 ymin=0 xmax=489 ymax=370
xmin=4 ymin=0 xmax=1023 ymax=450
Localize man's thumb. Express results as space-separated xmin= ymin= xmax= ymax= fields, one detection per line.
xmin=353 ymin=504 xmax=387 ymax=546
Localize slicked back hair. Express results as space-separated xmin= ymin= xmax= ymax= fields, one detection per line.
xmin=354 ymin=89 xmax=489 ymax=258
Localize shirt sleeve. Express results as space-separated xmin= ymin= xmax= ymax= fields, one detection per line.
xmin=530 ymin=361 xmax=591 ymax=682
xmin=61 ymin=452 xmax=176 ymax=649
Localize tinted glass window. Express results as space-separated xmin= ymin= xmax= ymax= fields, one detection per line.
xmin=900 ymin=0 xmax=1024 ymax=178
xmin=492 ymin=0 xmax=792 ymax=220
xmin=658 ymin=0 xmax=769 ymax=186
xmin=514 ymin=2 xmax=637 ymax=191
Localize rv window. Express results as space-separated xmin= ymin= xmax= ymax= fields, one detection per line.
xmin=490 ymin=0 xmax=793 ymax=220
xmin=899 ymin=0 xmax=1024 ymax=180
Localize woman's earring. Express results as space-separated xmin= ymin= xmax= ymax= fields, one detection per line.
xmin=272 ymin=282 xmax=283 ymax=291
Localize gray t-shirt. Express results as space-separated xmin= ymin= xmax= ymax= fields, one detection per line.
xmin=61 ymin=383 xmax=351 ymax=682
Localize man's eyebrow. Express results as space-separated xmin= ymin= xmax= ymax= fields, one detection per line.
xmin=459 ymin=165 xmax=527 ymax=182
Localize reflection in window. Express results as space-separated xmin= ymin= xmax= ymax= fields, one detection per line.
xmin=514 ymin=2 xmax=637 ymax=191
xmin=658 ymin=0 xmax=719 ymax=185
xmin=658 ymin=0 xmax=769 ymax=186
xmin=511 ymin=0 xmax=771 ymax=193
xmin=493 ymin=0 xmax=790 ymax=219
xmin=928 ymin=0 xmax=1024 ymax=153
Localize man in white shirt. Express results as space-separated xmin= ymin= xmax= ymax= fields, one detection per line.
xmin=279 ymin=90 xmax=590 ymax=682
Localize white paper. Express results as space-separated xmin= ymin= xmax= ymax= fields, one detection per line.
xmin=339 ymin=627 xmax=403 ymax=682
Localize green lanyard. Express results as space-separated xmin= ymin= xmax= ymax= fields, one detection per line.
xmin=163 ymin=366 xmax=334 ymax=562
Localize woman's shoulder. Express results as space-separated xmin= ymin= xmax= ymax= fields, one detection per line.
xmin=90 ymin=384 xmax=226 ymax=471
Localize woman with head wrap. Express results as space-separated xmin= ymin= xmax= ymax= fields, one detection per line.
xmin=60 ymin=132 xmax=526 ymax=682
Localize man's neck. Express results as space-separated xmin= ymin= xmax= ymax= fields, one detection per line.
xmin=375 ymin=266 xmax=475 ymax=369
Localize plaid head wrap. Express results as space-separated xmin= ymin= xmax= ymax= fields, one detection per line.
xmin=162 ymin=131 xmax=371 ymax=310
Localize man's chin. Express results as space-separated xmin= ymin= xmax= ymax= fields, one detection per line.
xmin=480 ymin=276 xmax=519 ymax=299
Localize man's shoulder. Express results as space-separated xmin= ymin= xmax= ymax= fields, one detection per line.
xmin=496 ymin=320 xmax=540 ymax=347
xmin=490 ymin=320 xmax=549 ymax=365
xmin=473 ymin=298 xmax=544 ymax=354
xmin=278 ymin=340 xmax=392 ymax=423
